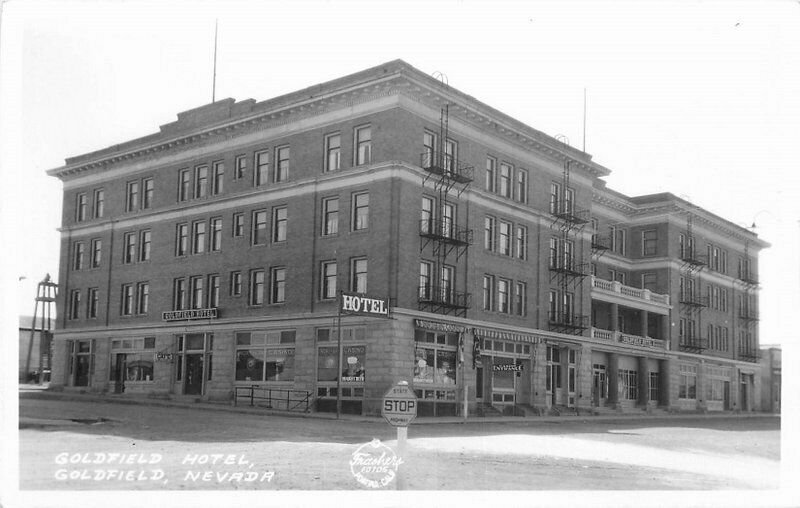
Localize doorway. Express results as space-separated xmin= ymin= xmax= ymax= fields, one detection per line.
xmin=184 ymin=354 xmax=204 ymax=395
xmin=114 ymin=354 xmax=126 ymax=394
xmin=592 ymin=364 xmax=607 ymax=407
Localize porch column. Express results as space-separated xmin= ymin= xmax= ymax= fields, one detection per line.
xmin=610 ymin=304 xmax=619 ymax=332
xmin=640 ymin=310 xmax=649 ymax=337
xmin=659 ymin=358 xmax=672 ymax=408
xmin=638 ymin=356 xmax=649 ymax=406
xmin=608 ymin=353 xmax=620 ymax=406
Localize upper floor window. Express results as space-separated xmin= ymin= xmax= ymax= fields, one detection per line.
xmin=192 ymin=220 xmax=206 ymax=254
xmin=75 ymin=193 xmax=88 ymax=222
xmin=549 ymin=182 xmax=560 ymax=214
xmin=419 ymin=261 xmax=433 ymax=300
xmin=514 ymin=281 xmax=527 ymax=316
xmin=321 ymin=261 xmax=337 ymax=300
xmin=208 ymin=274 xmax=220 ymax=308
xmin=68 ymin=289 xmax=81 ymax=320
xmin=73 ymin=242 xmax=85 ymax=270
xmin=230 ymin=271 xmax=242 ymax=297
xmin=233 ymin=213 xmax=245 ymax=237
xmin=252 ymin=210 xmax=268 ymax=245
xmin=178 ymin=169 xmax=191 ymax=202
xmin=235 ymin=155 xmax=247 ymax=180
xmin=484 ymin=216 xmax=496 ymax=251
xmin=139 ymin=230 xmax=151 ymax=262
xmin=271 ymin=267 xmax=286 ymax=304
xmin=322 ymin=197 xmax=339 ymax=236
xmin=90 ymin=239 xmax=102 ymax=268
xmin=123 ymin=232 xmax=137 ymax=264
xmin=272 ymin=206 xmax=287 ymax=243
xmin=610 ymin=226 xmax=626 ymax=255
xmin=351 ymin=258 xmax=368 ymax=294
xmin=498 ymin=221 xmax=512 ymax=256
xmin=210 ymin=217 xmax=222 ymax=252
xmin=443 ymin=139 xmax=457 ymax=174
xmin=352 ymin=192 xmax=369 ymax=231
xmin=441 ymin=202 xmax=454 ymax=238
xmin=136 ymin=282 xmax=150 ymax=314
xmin=126 ymin=181 xmax=140 ymax=212
xmin=255 ymin=150 xmax=269 ymax=186
xmin=250 ymin=270 xmax=265 ymax=306
xmin=641 ymin=272 xmax=657 ymax=292
xmin=516 ymin=169 xmax=528 ymax=203
xmin=515 ymin=225 xmax=528 ymax=260
xmin=499 ymin=163 xmax=512 ymax=198
xmin=87 ymin=287 xmax=99 ymax=319
xmin=121 ymin=284 xmax=134 ymax=316
xmin=173 ymin=278 xmax=187 ymax=310
xmin=485 ymin=157 xmax=496 ymax=193
xmin=421 ymin=196 xmax=434 ymax=234
xmin=482 ymin=275 xmax=494 ymax=311
xmin=194 ymin=165 xmax=209 ymax=199
xmin=212 ymin=161 xmax=225 ymax=195
xmin=325 ymin=133 xmax=341 ymax=172
xmin=497 ymin=278 xmax=510 ymax=314
xmin=275 ymin=146 xmax=290 ymax=183
xmin=354 ymin=125 xmax=371 ymax=166
xmin=142 ymin=178 xmax=154 ymax=209
xmin=423 ymin=131 xmax=437 ymax=168
xmin=92 ymin=189 xmax=105 ymax=219
xmin=176 ymin=223 xmax=189 ymax=256
xmin=642 ymin=229 xmax=658 ymax=256
xmin=190 ymin=276 xmax=204 ymax=310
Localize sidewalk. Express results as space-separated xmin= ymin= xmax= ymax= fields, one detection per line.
xmin=19 ymin=385 xmax=779 ymax=426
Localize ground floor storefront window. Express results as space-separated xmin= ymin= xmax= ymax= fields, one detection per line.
xmin=707 ymin=366 xmax=731 ymax=409
xmin=109 ymin=337 xmax=155 ymax=393
xmin=618 ymin=369 xmax=638 ymax=400
xmin=679 ymin=364 xmax=697 ymax=400
xmin=235 ymin=330 xmax=296 ymax=383
xmin=315 ymin=327 xmax=365 ymax=414
xmin=413 ymin=327 xmax=460 ymax=416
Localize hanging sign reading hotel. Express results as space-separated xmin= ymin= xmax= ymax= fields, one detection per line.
xmin=340 ymin=293 xmax=390 ymax=317
xmin=162 ymin=308 xmax=218 ymax=321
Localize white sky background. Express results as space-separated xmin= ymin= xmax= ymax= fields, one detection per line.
xmin=0 ymin=1 xmax=799 ymax=506
xmin=4 ymin=0 xmax=798 ymax=346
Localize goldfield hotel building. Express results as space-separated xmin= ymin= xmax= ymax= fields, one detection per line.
xmin=48 ymin=60 xmax=768 ymax=416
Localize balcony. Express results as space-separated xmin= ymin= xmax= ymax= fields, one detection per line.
xmin=548 ymin=312 xmax=589 ymax=332
xmin=590 ymin=328 xmax=667 ymax=350
xmin=679 ymin=293 xmax=708 ymax=308
xmin=550 ymin=259 xmax=590 ymax=278
xmin=420 ymin=151 xmax=474 ymax=184
xmin=418 ymin=285 xmax=470 ymax=310
xmin=591 ymin=276 xmax=671 ymax=308
xmin=738 ymin=271 xmax=759 ymax=286
xmin=680 ymin=251 xmax=707 ymax=268
xmin=550 ymin=201 xmax=590 ymax=225
xmin=738 ymin=347 xmax=761 ymax=363
xmin=738 ymin=309 xmax=760 ymax=322
xmin=678 ymin=336 xmax=709 ymax=353
xmin=419 ymin=218 xmax=473 ymax=246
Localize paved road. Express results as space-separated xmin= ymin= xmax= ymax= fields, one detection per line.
xmin=16 ymin=393 xmax=781 ymax=493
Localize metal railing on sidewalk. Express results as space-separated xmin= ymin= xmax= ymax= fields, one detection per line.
xmin=233 ymin=386 xmax=313 ymax=413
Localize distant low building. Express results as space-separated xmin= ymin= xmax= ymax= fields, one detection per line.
xmin=759 ymin=346 xmax=781 ymax=413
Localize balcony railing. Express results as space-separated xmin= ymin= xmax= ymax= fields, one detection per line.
xmin=680 ymin=251 xmax=707 ymax=268
xmin=591 ymin=276 xmax=671 ymax=306
xmin=418 ymin=285 xmax=470 ymax=309
xmin=738 ymin=309 xmax=760 ymax=322
xmin=679 ymin=293 xmax=709 ymax=307
xmin=420 ymin=151 xmax=474 ymax=183
xmin=550 ymin=201 xmax=590 ymax=224
xmin=738 ymin=272 xmax=759 ymax=286
xmin=678 ymin=336 xmax=709 ymax=352
xmin=548 ymin=312 xmax=589 ymax=330
xmin=738 ymin=347 xmax=761 ymax=363
xmin=549 ymin=259 xmax=590 ymax=277
xmin=419 ymin=218 xmax=473 ymax=246
xmin=590 ymin=328 xmax=667 ymax=350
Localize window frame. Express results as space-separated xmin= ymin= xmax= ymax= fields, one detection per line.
xmin=138 ymin=230 xmax=152 ymax=262
xmin=321 ymin=261 xmax=337 ymax=300
xmin=254 ymin=150 xmax=270 ymax=186
xmin=75 ymin=193 xmax=88 ymax=222
xmin=92 ymin=189 xmax=105 ymax=219
xmin=272 ymin=206 xmax=288 ymax=243
xmin=324 ymin=132 xmax=341 ymax=172
xmin=485 ymin=156 xmax=497 ymax=193
xmin=351 ymin=257 xmax=368 ymax=294
xmin=249 ymin=269 xmax=265 ymax=306
xmin=252 ymin=209 xmax=268 ymax=246
xmin=351 ymin=192 xmax=369 ymax=231
xmin=211 ymin=160 xmax=225 ymax=195
xmin=210 ymin=217 xmax=222 ymax=252
xmin=270 ymin=267 xmax=287 ymax=304
xmin=354 ymin=125 xmax=372 ymax=166
xmin=275 ymin=145 xmax=290 ymax=183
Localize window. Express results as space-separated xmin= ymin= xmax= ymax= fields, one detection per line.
xmin=190 ymin=276 xmax=204 ymax=309
xmin=176 ymin=223 xmax=189 ymax=256
xmin=443 ymin=139 xmax=457 ymax=174
xmin=194 ymin=166 xmax=208 ymax=198
xmin=255 ymin=150 xmax=269 ymax=186
xmin=549 ymin=182 xmax=560 ymax=214
xmin=123 ymin=232 xmax=137 ymax=264
xmin=641 ymin=272 xmax=657 ymax=292
xmin=121 ymin=284 xmax=134 ymax=316
xmin=87 ymin=288 xmax=99 ymax=319
xmin=618 ymin=370 xmax=638 ymax=400
xmin=252 ymin=210 xmax=268 ymax=245
xmin=440 ymin=265 xmax=454 ymax=303
xmin=499 ymin=221 xmax=511 ymax=256
xmin=325 ymin=133 xmax=341 ymax=172
xmin=318 ymin=196 xmax=340 ymax=236
xmin=514 ymin=282 xmax=527 ymax=316
xmin=649 ymin=372 xmax=660 ymax=401
xmin=208 ymin=274 xmax=220 ymax=308
xmin=136 ymin=282 xmax=149 ymax=314
xmin=484 ymin=216 xmax=496 ymax=251
xmin=352 ymin=192 xmax=369 ymax=231
xmin=564 ymin=188 xmax=575 ymax=215
xmin=355 ymin=125 xmax=371 ymax=165
xmin=212 ymin=161 xmax=224 ymax=195
xmin=482 ymin=275 xmax=494 ymax=311
xmin=351 ymin=258 xmax=367 ymax=294
xmin=178 ymin=169 xmax=191 ymax=202
xmin=210 ymin=217 xmax=222 ymax=251
xmin=142 ymin=178 xmax=154 ymax=209
xmin=610 ymin=226 xmax=627 ymax=255
xmin=126 ymin=181 xmax=139 ymax=212
xmin=549 ymin=237 xmax=559 ymax=269
xmin=235 ymin=155 xmax=247 ymax=180
xmin=499 ymin=163 xmax=512 ymax=198
xmin=419 ymin=261 xmax=433 ymax=299
xmin=192 ymin=220 xmax=206 ymax=254
xmin=90 ymin=239 xmax=102 ymax=268
xmin=73 ymin=242 xmax=85 ymax=270
xmin=515 ymin=225 xmax=528 ymax=260
xmin=232 ymin=213 xmax=244 ymax=237
xmin=321 ymin=261 xmax=337 ymax=299
xmin=271 ymin=267 xmax=286 ymax=303
xmin=76 ymin=193 xmax=88 ymax=222
xmin=421 ymin=196 xmax=434 ymax=234
xmin=678 ymin=364 xmax=697 ymax=399
xmin=413 ymin=331 xmax=457 ymax=387
xmin=485 ymin=157 xmax=496 ymax=192
xmin=611 ymin=269 xmax=626 ymax=285
xmin=173 ymin=278 xmax=187 ymax=310
xmin=275 ymin=146 xmax=290 ymax=182
xmin=642 ymin=230 xmax=657 ymax=256
xmin=441 ymin=202 xmax=454 ymax=238
xmin=516 ymin=169 xmax=528 ymax=203
xmin=548 ymin=290 xmax=558 ymax=321
xmin=230 ymin=271 xmax=242 ymax=297
xmin=679 ymin=233 xmax=695 ymax=260
xmin=497 ymin=278 xmax=510 ymax=313
xmin=272 ymin=206 xmax=287 ymax=242
xmin=423 ymin=130 xmax=436 ymax=168
xmin=139 ymin=230 xmax=151 ymax=262
xmin=93 ymin=189 xmax=105 ymax=218
xmin=69 ymin=289 xmax=81 ymax=320
xmin=236 ymin=330 xmax=297 ymax=382
xmin=250 ymin=270 xmax=265 ymax=306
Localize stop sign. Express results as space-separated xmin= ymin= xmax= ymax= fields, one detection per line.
xmin=381 ymin=382 xmax=418 ymax=427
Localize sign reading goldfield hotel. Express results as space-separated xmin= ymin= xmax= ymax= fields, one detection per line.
xmin=162 ymin=308 xmax=218 ymax=321
xmin=340 ymin=293 xmax=390 ymax=317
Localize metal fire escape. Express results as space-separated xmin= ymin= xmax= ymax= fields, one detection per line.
xmin=419 ymin=105 xmax=474 ymax=317
xmin=737 ymin=238 xmax=760 ymax=362
xmin=678 ymin=209 xmax=708 ymax=353
xmin=548 ymin=158 xmax=590 ymax=334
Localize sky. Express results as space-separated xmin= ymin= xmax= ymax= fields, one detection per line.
xmin=1 ymin=0 xmax=799 ymax=349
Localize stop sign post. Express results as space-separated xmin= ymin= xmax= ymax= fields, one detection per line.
xmin=382 ymin=381 xmax=417 ymax=489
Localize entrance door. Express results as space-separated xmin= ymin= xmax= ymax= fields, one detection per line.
xmin=475 ymin=366 xmax=483 ymax=402
xmin=723 ymin=381 xmax=731 ymax=410
xmin=114 ymin=354 xmax=126 ymax=394
xmin=184 ymin=354 xmax=204 ymax=395
xmin=592 ymin=365 xmax=607 ymax=407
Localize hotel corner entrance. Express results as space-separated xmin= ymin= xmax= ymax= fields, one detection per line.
xmin=477 ymin=335 xmax=533 ymax=412
xmin=174 ymin=332 xmax=213 ymax=396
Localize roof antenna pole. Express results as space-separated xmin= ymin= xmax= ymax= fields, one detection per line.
xmin=212 ymin=19 xmax=219 ymax=103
